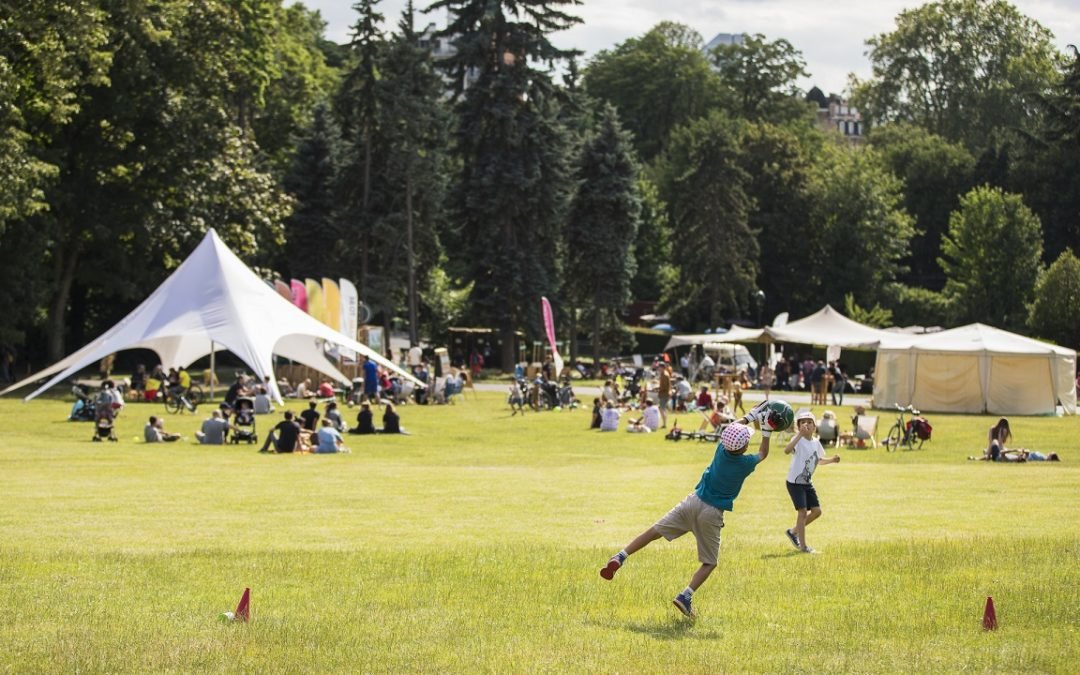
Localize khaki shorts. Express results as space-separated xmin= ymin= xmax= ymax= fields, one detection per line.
xmin=653 ymin=493 xmax=726 ymax=565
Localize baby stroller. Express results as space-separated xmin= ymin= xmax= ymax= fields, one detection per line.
xmin=230 ymin=397 xmax=257 ymax=444
xmin=92 ymin=403 xmax=118 ymax=442
xmin=92 ymin=417 xmax=118 ymax=442
xmin=69 ymin=384 xmax=97 ymax=421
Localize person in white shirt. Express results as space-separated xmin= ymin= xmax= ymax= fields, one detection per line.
xmin=783 ymin=410 xmax=841 ymax=554
xmin=599 ymin=401 xmax=621 ymax=431
xmin=253 ymin=386 xmax=275 ymax=414
xmin=627 ymin=399 xmax=661 ymax=433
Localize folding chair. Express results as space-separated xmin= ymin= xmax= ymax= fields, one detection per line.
xmin=853 ymin=415 xmax=878 ymax=448
xmin=817 ymin=419 xmax=839 ymax=447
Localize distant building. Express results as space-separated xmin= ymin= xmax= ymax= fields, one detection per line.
xmin=703 ymin=32 xmax=746 ymax=53
xmin=416 ymin=22 xmax=455 ymax=60
xmin=806 ymin=86 xmax=864 ymax=142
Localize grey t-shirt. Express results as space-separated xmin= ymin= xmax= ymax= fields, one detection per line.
xmin=199 ymin=418 xmax=230 ymax=444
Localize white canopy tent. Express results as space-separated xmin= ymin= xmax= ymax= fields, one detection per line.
xmin=763 ymin=305 xmax=894 ymax=349
xmin=874 ymin=324 xmax=1076 ymax=415
xmin=663 ymin=325 xmax=766 ymax=351
xmin=1 ymin=229 xmax=422 ymax=403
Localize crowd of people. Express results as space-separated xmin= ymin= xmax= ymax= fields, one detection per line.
xmin=67 ymin=353 xmax=425 ymax=452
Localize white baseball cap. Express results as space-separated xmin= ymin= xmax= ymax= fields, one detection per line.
xmin=795 ymin=409 xmax=816 ymax=424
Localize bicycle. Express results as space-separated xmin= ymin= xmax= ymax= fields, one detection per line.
xmin=164 ymin=384 xmax=203 ymax=414
xmin=882 ymin=404 xmax=924 ymax=451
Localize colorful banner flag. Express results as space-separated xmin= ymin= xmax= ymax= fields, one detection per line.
xmin=290 ymin=279 xmax=308 ymax=313
xmin=305 ymin=278 xmax=325 ymax=326
xmin=274 ymin=280 xmax=293 ymax=303
xmin=339 ymin=278 xmax=359 ymax=360
xmin=321 ymin=278 xmax=341 ymax=331
xmin=541 ymin=297 xmax=564 ymax=378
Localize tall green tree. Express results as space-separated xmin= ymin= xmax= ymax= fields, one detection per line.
xmin=252 ymin=3 xmax=341 ymax=175
xmin=851 ymin=0 xmax=1061 ymax=153
xmin=656 ymin=111 xmax=756 ymax=329
xmin=280 ymin=103 xmax=342 ymax=278
xmin=431 ymin=0 xmax=580 ymax=369
xmin=0 ymin=1 xmax=110 ymax=227
xmin=335 ymin=0 xmax=385 ymax=301
xmin=368 ymin=3 xmax=451 ymax=345
xmin=869 ymin=123 xmax=976 ymax=289
xmin=1011 ymin=46 xmax=1080 ymax=262
xmin=808 ymin=144 xmax=915 ymax=310
xmin=1028 ymin=249 xmax=1080 ymax=349
xmin=709 ymin=33 xmax=812 ymax=125
xmin=583 ymin=22 xmax=721 ymax=162
xmin=563 ymin=103 xmax=641 ymax=363
xmin=939 ymin=185 xmax=1043 ymax=330
xmin=629 ymin=175 xmax=670 ymax=302
xmin=16 ymin=0 xmax=292 ymax=360
xmin=738 ymin=122 xmax=820 ymax=320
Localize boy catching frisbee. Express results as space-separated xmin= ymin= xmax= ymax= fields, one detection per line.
xmin=599 ymin=401 xmax=778 ymax=619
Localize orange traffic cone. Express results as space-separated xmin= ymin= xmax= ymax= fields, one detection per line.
xmin=982 ymin=596 xmax=997 ymax=631
xmin=234 ymin=587 xmax=251 ymax=623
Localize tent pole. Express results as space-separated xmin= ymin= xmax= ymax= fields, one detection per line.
xmin=210 ymin=341 xmax=215 ymax=401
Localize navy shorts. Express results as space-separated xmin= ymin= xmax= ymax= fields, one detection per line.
xmin=786 ymin=481 xmax=820 ymax=510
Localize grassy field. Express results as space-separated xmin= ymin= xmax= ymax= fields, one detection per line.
xmin=1 ymin=391 xmax=1077 ymax=673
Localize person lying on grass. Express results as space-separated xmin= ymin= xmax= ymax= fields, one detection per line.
xmin=598 ymin=401 xmax=774 ymax=620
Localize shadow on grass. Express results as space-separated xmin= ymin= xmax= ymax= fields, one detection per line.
xmin=624 ymin=617 xmax=722 ymax=640
xmin=585 ymin=616 xmax=721 ymax=641
xmin=759 ymin=551 xmax=805 ymax=560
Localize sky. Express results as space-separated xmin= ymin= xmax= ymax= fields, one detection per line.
xmin=301 ymin=0 xmax=1080 ymax=95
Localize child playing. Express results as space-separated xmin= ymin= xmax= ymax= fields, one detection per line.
xmin=599 ymin=401 xmax=775 ymax=619
xmin=783 ymin=409 xmax=841 ymax=554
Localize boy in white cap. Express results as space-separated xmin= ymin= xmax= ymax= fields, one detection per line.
xmin=598 ymin=401 xmax=776 ymax=619
xmin=784 ymin=409 xmax=841 ymax=554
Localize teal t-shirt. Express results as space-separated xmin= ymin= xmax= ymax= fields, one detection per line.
xmin=694 ymin=442 xmax=760 ymax=511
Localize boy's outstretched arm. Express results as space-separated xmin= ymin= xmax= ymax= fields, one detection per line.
xmin=819 ymin=454 xmax=841 ymax=465
xmin=756 ymin=435 xmax=771 ymax=462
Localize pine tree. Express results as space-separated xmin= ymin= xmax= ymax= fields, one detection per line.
xmin=657 ymin=112 xmax=757 ymax=329
xmin=564 ymin=103 xmax=641 ymax=364
xmin=335 ymin=0 xmax=385 ymax=301
xmin=431 ymin=0 xmax=581 ymax=369
xmin=365 ymin=2 xmax=452 ymax=345
xmin=281 ymin=104 xmax=342 ymax=278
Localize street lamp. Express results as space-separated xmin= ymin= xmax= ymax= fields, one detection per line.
xmin=754 ymin=290 xmax=766 ymax=327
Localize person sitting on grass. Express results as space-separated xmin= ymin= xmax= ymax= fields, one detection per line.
xmin=144 ymin=415 xmax=181 ymax=443
xmin=259 ymin=410 xmax=305 ymax=453
xmin=325 ymin=400 xmax=346 ymax=432
xmin=253 ymin=386 xmax=274 ymax=415
xmin=315 ymin=418 xmax=347 ymax=453
xmin=986 ymin=417 xmax=1011 ymax=461
xmin=349 ymin=402 xmax=377 ymax=435
xmin=598 ymin=401 xmax=774 ymax=619
xmin=299 ymin=400 xmax=320 ymax=432
xmin=590 ymin=398 xmax=603 ymax=430
xmin=695 ymin=385 xmax=713 ymax=412
xmin=195 ymin=409 xmax=233 ymax=445
xmin=599 ymin=401 xmax=620 ymax=432
xmin=381 ymin=402 xmax=408 ymax=434
xmin=627 ymin=398 xmax=661 ymax=433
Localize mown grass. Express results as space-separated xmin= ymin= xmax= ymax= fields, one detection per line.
xmin=0 ymin=392 xmax=1077 ymax=672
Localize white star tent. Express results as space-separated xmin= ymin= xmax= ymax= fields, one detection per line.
xmin=1 ymin=229 xmax=421 ymax=402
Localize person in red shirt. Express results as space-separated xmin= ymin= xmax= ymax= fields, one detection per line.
xmin=695 ymin=385 xmax=713 ymax=411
